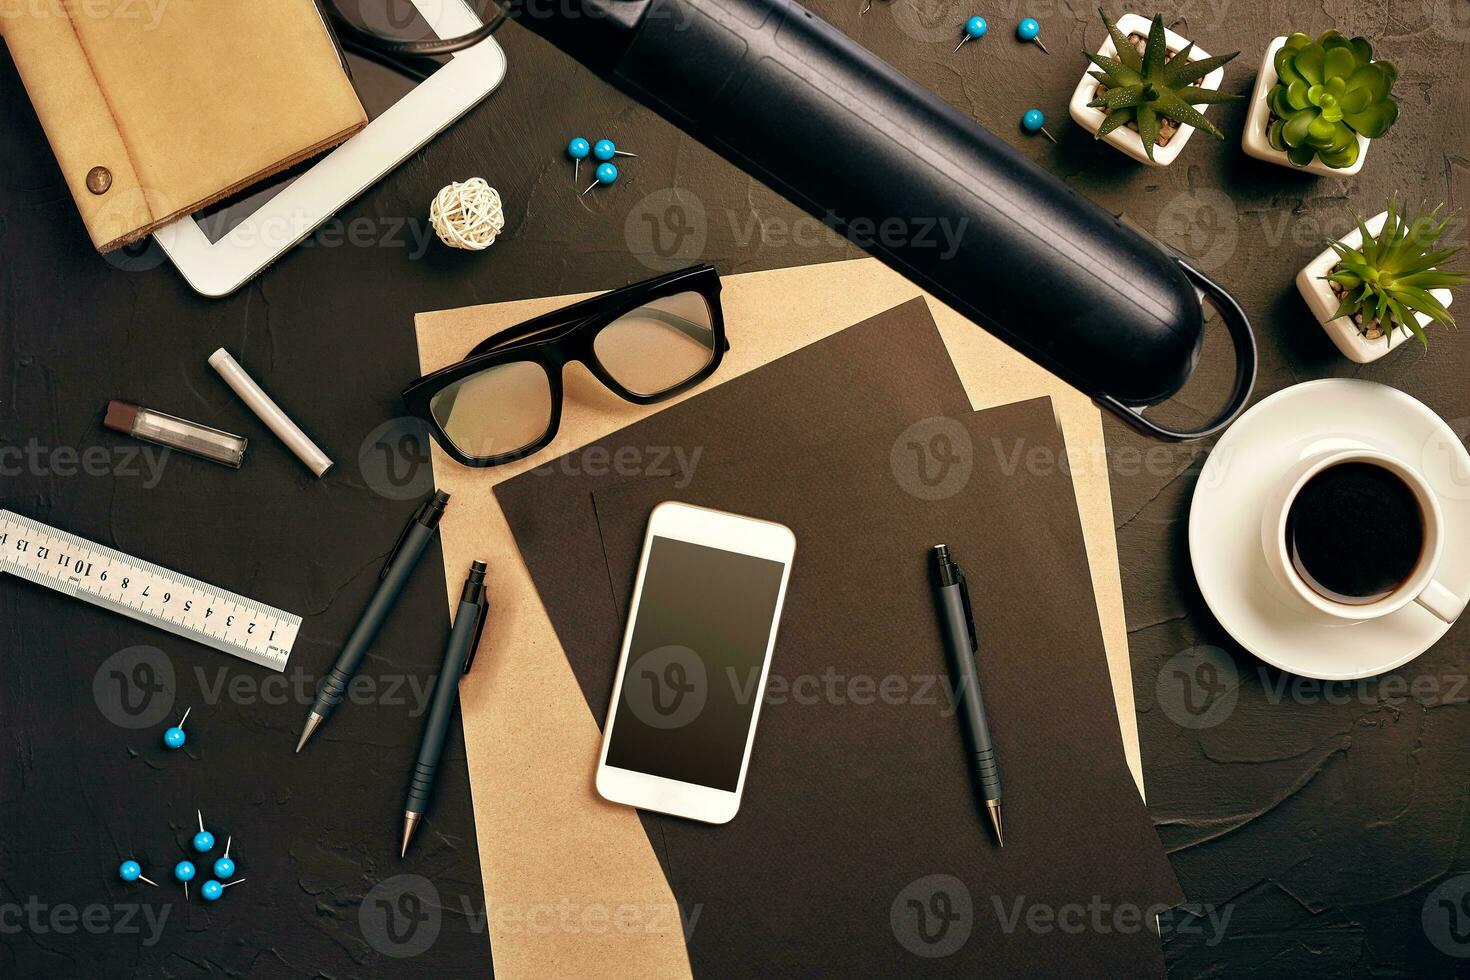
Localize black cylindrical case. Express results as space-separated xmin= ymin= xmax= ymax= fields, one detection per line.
xmin=512 ymin=0 xmax=1256 ymax=439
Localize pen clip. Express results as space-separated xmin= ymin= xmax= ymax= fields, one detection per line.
xmin=381 ymin=496 xmax=436 ymax=580
xmin=380 ymin=512 xmax=416 ymax=580
xmin=956 ymin=568 xmax=979 ymax=653
xmin=462 ymin=598 xmax=490 ymax=674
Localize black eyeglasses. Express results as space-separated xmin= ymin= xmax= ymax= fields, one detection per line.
xmin=403 ymin=265 xmax=727 ymax=466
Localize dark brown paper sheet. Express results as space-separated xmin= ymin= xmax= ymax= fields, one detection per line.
xmin=588 ymin=398 xmax=1182 ymax=977
xmin=496 ymin=301 xmax=1181 ymax=975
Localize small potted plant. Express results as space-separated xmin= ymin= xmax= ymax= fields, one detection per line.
xmin=1297 ymin=198 xmax=1466 ymax=363
xmin=1241 ymin=30 xmax=1398 ymax=176
xmin=1068 ymin=8 xmax=1240 ymax=167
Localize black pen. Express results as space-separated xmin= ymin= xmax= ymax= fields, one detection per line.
xmin=401 ymin=560 xmax=489 ymax=857
xmin=296 ymin=490 xmax=450 ymax=752
xmin=932 ymin=544 xmax=1005 ymax=846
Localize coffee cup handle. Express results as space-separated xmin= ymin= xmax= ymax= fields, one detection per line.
xmin=1416 ymin=579 xmax=1466 ymax=624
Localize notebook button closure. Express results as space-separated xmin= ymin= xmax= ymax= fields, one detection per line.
xmin=86 ymin=166 xmax=113 ymax=194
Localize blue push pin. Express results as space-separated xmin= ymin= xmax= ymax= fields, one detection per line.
xmin=567 ymin=137 xmax=590 ymax=182
xmin=193 ymin=810 xmax=215 ymax=853
xmin=580 ymin=162 xmax=618 ymax=198
xmin=1022 ymin=108 xmax=1058 ymax=143
xmin=954 ymin=16 xmax=987 ymax=53
xmin=201 ymin=878 xmax=245 ymax=902
xmin=1017 ymin=17 xmax=1049 ymax=53
xmin=213 ymin=836 xmax=235 ymax=880
xmin=174 ymin=860 xmax=195 ymax=900
xmin=163 ymin=707 xmax=190 ymax=750
xmin=592 ymin=138 xmax=636 ymax=162
xmin=119 ymin=860 xmax=158 ymax=887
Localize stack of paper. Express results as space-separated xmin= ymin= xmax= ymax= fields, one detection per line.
xmin=416 ymin=258 xmax=1176 ymax=978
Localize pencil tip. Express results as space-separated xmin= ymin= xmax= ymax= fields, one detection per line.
xmin=295 ymin=713 xmax=323 ymax=754
xmin=987 ymin=801 xmax=1005 ymax=848
xmin=400 ymin=813 xmax=420 ymax=858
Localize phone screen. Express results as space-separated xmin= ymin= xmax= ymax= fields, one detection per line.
xmin=605 ymin=536 xmax=788 ymax=791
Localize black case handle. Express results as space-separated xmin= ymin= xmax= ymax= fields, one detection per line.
xmin=1096 ymin=258 xmax=1258 ymax=442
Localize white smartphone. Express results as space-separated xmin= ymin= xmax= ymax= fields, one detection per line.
xmin=596 ymin=501 xmax=796 ymax=824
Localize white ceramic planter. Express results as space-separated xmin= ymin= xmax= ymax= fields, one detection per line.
xmin=1241 ymin=36 xmax=1371 ymax=177
xmin=1068 ymin=13 xmax=1227 ymax=167
xmin=1296 ymin=211 xmax=1454 ymax=363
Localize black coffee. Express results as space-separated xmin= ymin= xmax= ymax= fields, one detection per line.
xmin=1286 ymin=461 xmax=1425 ymax=605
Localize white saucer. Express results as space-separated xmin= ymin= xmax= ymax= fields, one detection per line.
xmin=1189 ymin=379 xmax=1470 ymax=680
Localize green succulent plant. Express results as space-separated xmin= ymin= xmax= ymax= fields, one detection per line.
xmin=1323 ymin=198 xmax=1467 ymax=347
xmin=1267 ymin=30 xmax=1398 ymax=170
xmin=1085 ymin=8 xmax=1241 ymax=161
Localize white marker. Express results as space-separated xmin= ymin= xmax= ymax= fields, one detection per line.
xmin=209 ymin=348 xmax=334 ymax=477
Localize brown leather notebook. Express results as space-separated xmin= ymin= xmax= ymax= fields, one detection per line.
xmin=1 ymin=0 xmax=367 ymax=252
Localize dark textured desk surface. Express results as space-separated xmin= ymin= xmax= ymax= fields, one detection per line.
xmin=3 ymin=3 xmax=1469 ymax=978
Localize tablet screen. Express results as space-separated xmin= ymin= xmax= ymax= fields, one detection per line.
xmin=193 ymin=6 xmax=446 ymax=244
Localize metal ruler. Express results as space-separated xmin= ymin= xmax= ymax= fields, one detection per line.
xmin=0 ymin=509 xmax=300 ymax=671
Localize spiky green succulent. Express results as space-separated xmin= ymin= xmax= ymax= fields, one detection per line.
xmin=1267 ymin=31 xmax=1398 ymax=170
xmin=1085 ymin=9 xmax=1241 ymax=161
xmin=1324 ymin=198 xmax=1467 ymax=347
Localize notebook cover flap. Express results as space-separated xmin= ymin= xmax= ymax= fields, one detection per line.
xmin=2 ymin=0 xmax=366 ymax=251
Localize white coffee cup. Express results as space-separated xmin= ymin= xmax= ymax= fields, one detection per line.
xmin=1260 ymin=448 xmax=1465 ymax=623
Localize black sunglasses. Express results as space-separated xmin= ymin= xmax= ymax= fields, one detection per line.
xmin=403 ymin=265 xmax=727 ymax=466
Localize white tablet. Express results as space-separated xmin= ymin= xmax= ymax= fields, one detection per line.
xmin=153 ymin=0 xmax=506 ymax=297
